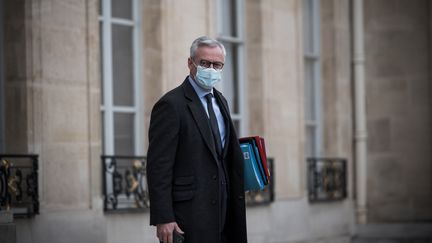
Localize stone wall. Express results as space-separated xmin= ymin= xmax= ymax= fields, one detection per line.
xmin=4 ymin=0 xmax=29 ymax=153
xmin=320 ymin=0 xmax=354 ymax=196
xmin=244 ymin=0 xmax=354 ymax=241
xmin=4 ymin=0 xmax=100 ymax=209
xmin=259 ymin=0 xmax=306 ymax=199
xmin=5 ymin=0 xmax=105 ymax=242
xmin=364 ymin=0 xmax=432 ymax=222
xmin=0 ymin=0 xmax=4 ymax=151
xmin=7 ymin=0 xmax=427 ymax=242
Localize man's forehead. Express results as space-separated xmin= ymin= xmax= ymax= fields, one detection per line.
xmin=196 ymin=46 xmax=223 ymax=55
xmin=195 ymin=46 xmax=224 ymax=62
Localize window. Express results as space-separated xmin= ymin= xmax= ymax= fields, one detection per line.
xmin=303 ymin=0 xmax=322 ymax=157
xmin=99 ymin=0 xmax=143 ymax=155
xmin=217 ymin=0 xmax=246 ymax=136
xmin=0 ymin=0 xmax=4 ymax=152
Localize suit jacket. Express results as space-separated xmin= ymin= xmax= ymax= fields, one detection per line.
xmin=147 ymin=77 xmax=247 ymax=243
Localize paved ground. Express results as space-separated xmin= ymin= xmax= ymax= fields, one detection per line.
xmin=352 ymin=223 xmax=432 ymax=243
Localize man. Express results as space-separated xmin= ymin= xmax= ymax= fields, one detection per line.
xmin=147 ymin=36 xmax=247 ymax=243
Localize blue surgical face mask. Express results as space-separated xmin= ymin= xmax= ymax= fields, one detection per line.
xmin=193 ymin=63 xmax=222 ymax=90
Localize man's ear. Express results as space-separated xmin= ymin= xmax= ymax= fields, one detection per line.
xmin=187 ymin=57 xmax=192 ymax=68
xmin=188 ymin=57 xmax=195 ymax=70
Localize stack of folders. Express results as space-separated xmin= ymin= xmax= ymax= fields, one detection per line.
xmin=239 ymin=136 xmax=270 ymax=191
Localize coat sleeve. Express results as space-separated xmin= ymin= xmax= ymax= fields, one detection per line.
xmin=147 ymin=98 xmax=180 ymax=225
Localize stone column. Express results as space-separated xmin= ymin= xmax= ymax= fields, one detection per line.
xmin=3 ymin=0 xmax=29 ymax=154
xmin=4 ymin=1 xmax=105 ymax=242
xmin=259 ymin=0 xmax=305 ymax=198
xmin=0 ymin=0 xmax=4 ymax=152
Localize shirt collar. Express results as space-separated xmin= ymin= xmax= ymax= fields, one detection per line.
xmin=188 ymin=75 xmax=213 ymax=98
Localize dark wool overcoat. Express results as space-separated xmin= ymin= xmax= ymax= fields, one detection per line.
xmin=147 ymin=77 xmax=247 ymax=243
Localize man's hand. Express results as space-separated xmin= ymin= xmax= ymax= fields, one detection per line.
xmin=157 ymin=222 xmax=184 ymax=243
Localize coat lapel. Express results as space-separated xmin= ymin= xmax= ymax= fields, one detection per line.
xmin=214 ymin=89 xmax=231 ymax=159
xmin=182 ymin=79 xmax=219 ymax=162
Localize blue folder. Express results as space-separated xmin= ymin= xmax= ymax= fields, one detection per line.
xmin=251 ymin=139 xmax=268 ymax=185
xmin=240 ymin=139 xmax=268 ymax=185
xmin=241 ymin=143 xmax=265 ymax=191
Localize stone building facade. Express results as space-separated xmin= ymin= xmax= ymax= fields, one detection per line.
xmin=0 ymin=0 xmax=431 ymax=243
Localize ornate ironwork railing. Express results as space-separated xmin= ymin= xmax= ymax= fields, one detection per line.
xmin=307 ymin=158 xmax=347 ymax=202
xmin=0 ymin=154 xmax=39 ymax=217
xmin=102 ymin=155 xmax=275 ymax=212
xmin=245 ymin=158 xmax=275 ymax=206
xmin=102 ymin=155 xmax=149 ymax=212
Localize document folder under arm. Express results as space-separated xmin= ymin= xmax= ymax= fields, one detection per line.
xmin=241 ymin=143 xmax=265 ymax=191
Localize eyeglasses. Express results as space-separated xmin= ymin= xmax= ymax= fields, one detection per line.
xmin=198 ymin=59 xmax=224 ymax=70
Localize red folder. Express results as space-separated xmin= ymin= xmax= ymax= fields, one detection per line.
xmin=239 ymin=136 xmax=270 ymax=180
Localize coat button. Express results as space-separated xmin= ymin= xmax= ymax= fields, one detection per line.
xmin=211 ymin=200 xmax=216 ymax=205
xmin=212 ymin=175 xmax=217 ymax=180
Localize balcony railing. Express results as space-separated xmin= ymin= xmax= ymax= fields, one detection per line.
xmin=307 ymin=158 xmax=347 ymax=202
xmin=0 ymin=154 xmax=39 ymax=217
xmin=245 ymin=158 xmax=275 ymax=206
xmin=103 ymin=155 xmax=276 ymax=212
xmin=102 ymin=155 xmax=150 ymax=212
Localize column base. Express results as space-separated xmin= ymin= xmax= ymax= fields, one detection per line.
xmin=356 ymin=206 xmax=367 ymax=224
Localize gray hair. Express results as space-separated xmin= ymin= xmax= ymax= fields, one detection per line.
xmin=190 ymin=36 xmax=226 ymax=58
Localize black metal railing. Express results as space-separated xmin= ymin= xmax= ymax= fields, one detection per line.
xmin=245 ymin=158 xmax=274 ymax=206
xmin=102 ymin=155 xmax=275 ymax=212
xmin=0 ymin=154 xmax=39 ymax=217
xmin=102 ymin=155 xmax=149 ymax=212
xmin=307 ymin=158 xmax=347 ymax=202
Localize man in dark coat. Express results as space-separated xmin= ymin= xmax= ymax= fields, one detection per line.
xmin=147 ymin=36 xmax=247 ymax=243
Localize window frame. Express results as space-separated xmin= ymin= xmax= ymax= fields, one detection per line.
xmin=216 ymin=0 xmax=247 ymax=136
xmin=303 ymin=0 xmax=322 ymax=157
xmin=99 ymin=0 xmax=144 ymax=156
